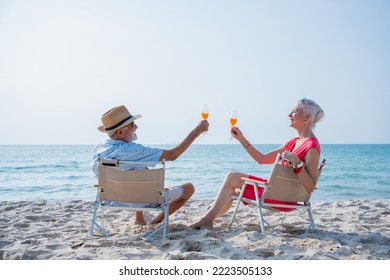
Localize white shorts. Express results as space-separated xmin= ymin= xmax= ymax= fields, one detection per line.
xmin=168 ymin=185 xmax=184 ymax=202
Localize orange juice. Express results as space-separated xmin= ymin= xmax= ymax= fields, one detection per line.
xmin=229 ymin=118 xmax=237 ymax=127
xmin=201 ymin=112 xmax=209 ymax=120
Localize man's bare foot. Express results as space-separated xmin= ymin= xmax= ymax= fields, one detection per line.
xmin=134 ymin=217 xmax=147 ymax=226
xmin=134 ymin=211 xmax=147 ymax=225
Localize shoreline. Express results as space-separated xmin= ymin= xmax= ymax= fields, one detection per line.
xmin=1 ymin=199 xmax=389 ymax=260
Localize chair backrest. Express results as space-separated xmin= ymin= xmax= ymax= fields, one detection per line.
xmin=264 ymin=155 xmax=326 ymax=203
xmin=97 ymin=161 xmax=165 ymax=204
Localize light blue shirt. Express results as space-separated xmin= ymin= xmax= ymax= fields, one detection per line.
xmin=91 ymin=139 xmax=163 ymax=176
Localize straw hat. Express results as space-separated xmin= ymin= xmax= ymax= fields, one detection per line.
xmin=98 ymin=105 xmax=141 ymax=132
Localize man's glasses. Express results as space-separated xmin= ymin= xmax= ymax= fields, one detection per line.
xmin=116 ymin=122 xmax=135 ymax=134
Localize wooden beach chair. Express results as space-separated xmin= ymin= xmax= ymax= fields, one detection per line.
xmin=89 ymin=159 xmax=169 ymax=239
xmin=228 ymin=154 xmax=326 ymax=236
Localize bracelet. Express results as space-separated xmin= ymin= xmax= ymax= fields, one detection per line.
xmin=294 ymin=162 xmax=305 ymax=174
xmin=243 ymin=141 xmax=251 ymax=148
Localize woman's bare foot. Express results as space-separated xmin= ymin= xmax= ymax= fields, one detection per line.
xmin=190 ymin=219 xmax=214 ymax=230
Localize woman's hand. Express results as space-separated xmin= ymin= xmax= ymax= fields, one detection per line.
xmin=231 ymin=126 xmax=244 ymax=141
xmin=281 ymin=151 xmax=301 ymax=167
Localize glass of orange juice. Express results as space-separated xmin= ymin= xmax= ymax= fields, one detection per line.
xmin=201 ymin=104 xmax=209 ymax=120
xmin=229 ymin=110 xmax=238 ymax=140
xmin=201 ymin=104 xmax=209 ymax=134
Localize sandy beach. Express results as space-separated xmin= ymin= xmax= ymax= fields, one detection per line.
xmin=0 ymin=199 xmax=389 ymax=260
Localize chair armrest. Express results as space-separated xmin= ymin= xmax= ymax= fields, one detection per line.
xmin=241 ymin=177 xmax=267 ymax=186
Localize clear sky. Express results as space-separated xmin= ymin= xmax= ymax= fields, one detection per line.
xmin=1 ymin=0 xmax=389 ymax=145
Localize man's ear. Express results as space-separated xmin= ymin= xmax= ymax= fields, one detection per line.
xmin=114 ymin=128 xmax=122 ymax=136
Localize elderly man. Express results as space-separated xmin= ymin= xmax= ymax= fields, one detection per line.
xmin=92 ymin=105 xmax=208 ymax=225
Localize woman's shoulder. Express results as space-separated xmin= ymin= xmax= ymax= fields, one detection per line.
xmin=306 ymin=137 xmax=321 ymax=153
xmin=308 ymin=137 xmax=320 ymax=146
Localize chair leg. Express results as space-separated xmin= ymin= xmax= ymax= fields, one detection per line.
xmin=144 ymin=192 xmax=170 ymax=240
xmin=252 ymin=183 xmax=267 ymax=235
xmin=228 ymin=203 xmax=239 ymax=230
xmin=163 ymin=191 xmax=169 ymax=239
xmin=144 ymin=224 xmax=163 ymax=239
xmin=258 ymin=206 xmax=267 ymax=235
xmin=228 ymin=183 xmax=247 ymax=229
xmin=89 ymin=201 xmax=97 ymax=236
xmin=90 ymin=200 xmax=110 ymax=238
xmin=305 ymin=205 xmax=316 ymax=235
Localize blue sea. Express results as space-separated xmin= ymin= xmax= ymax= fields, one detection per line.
xmin=0 ymin=144 xmax=389 ymax=202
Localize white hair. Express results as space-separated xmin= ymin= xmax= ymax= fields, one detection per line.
xmin=299 ymin=98 xmax=325 ymax=128
xmin=107 ymin=130 xmax=117 ymax=138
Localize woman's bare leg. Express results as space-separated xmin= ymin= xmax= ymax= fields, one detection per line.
xmin=190 ymin=171 xmax=248 ymax=229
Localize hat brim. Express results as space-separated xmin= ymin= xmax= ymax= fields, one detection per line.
xmin=98 ymin=115 xmax=141 ymax=132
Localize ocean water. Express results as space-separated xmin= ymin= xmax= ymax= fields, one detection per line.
xmin=0 ymin=144 xmax=389 ymax=202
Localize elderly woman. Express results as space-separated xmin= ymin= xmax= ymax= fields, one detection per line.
xmin=191 ymin=98 xmax=325 ymax=229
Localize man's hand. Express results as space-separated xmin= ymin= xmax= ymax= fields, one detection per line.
xmin=195 ymin=120 xmax=209 ymax=136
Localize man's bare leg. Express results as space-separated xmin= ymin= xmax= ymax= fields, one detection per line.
xmin=148 ymin=183 xmax=195 ymax=225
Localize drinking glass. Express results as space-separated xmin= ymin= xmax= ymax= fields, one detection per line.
xmin=201 ymin=104 xmax=209 ymax=120
xmin=228 ymin=110 xmax=238 ymax=140
xmin=201 ymin=104 xmax=209 ymax=134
